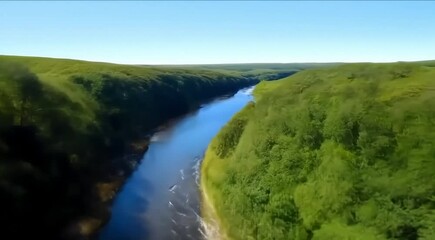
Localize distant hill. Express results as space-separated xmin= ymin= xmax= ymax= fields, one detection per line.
xmin=152 ymin=62 xmax=341 ymax=81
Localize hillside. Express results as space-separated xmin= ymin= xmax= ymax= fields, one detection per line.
xmin=202 ymin=61 xmax=435 ymax=239
xmin=154 ymin=62 xmax=340 ymax=82
xmin=0 ymin=55 xmax=268 ymax=238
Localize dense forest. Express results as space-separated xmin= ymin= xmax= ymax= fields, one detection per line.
xmin=0 ymin=55 xmax=293 ymax=238
xmin=202 ymin=61 xmax=435 ymax=239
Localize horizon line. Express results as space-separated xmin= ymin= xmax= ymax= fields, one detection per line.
xmin=1 ymin=54 xmax=433 ymax=66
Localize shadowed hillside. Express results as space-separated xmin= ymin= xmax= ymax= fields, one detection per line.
xmin=0 ymin=55 xmax=268 ymax=239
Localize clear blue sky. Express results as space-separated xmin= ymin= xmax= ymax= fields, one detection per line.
xmin=1 ymin=1 xmax=434 ymax=64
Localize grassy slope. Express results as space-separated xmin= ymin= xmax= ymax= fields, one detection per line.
xmin=0 ymin=55 xmax=265 ymax=238
xmin=202 ymin=61 xmax=435 ymax=240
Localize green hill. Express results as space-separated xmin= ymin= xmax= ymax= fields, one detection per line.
xmin=0 ymin=55 xmax=268 ymax=238
xmin=154 ymin=62 xmax=340 ymax=81
xmin=202 ymin=61 xmax=435 ymax=239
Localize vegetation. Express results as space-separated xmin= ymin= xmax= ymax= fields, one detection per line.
xmin=155 ymin=62 xmax=340 ymax=81
xmin=202 ymin=61 xmax=435 ymax=240
xmin=0 ymin=55 xmax=273 ymax=238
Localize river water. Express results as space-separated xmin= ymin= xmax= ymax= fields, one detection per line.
xmin=99 ymin=86 xmax=254 ymax=240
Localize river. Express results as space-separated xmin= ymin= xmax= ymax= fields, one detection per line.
xmin=99 ymin=86 xmax=254 ymax=240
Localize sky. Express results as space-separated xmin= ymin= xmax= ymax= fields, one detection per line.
xmin=0 ymin=1 xmax=434 ymax=64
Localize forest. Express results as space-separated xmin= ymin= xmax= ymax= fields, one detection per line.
xmin=0 ymin=55 xmax=289 ymax=238
xmin=202 ymin=61 xmax=435 ymax=240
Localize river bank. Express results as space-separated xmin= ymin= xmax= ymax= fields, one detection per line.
xmin=65 ymin=88 xmax=255 ymax=239
xmin=64 ymin=139 xmax=149 ymax=239
xmin=98 ymin=86 xmax=254 ymax=240
xmin=200 ymin=149 xmax=227 ymax=240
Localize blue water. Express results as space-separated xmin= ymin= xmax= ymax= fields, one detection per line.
xmin=99 ymin=87 xmax=254 ymax=240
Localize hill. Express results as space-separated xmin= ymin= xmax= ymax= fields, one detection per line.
xmin=153 ymin=62 xmax=340 ymax=81
xmin=0 ymin=55 xmax=267 ymax=238
xmin=202 ymin=61 xmax=435 ymax=239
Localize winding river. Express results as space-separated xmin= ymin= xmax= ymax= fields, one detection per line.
xmin=99 ymin=86 xmax=254 ymax=240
